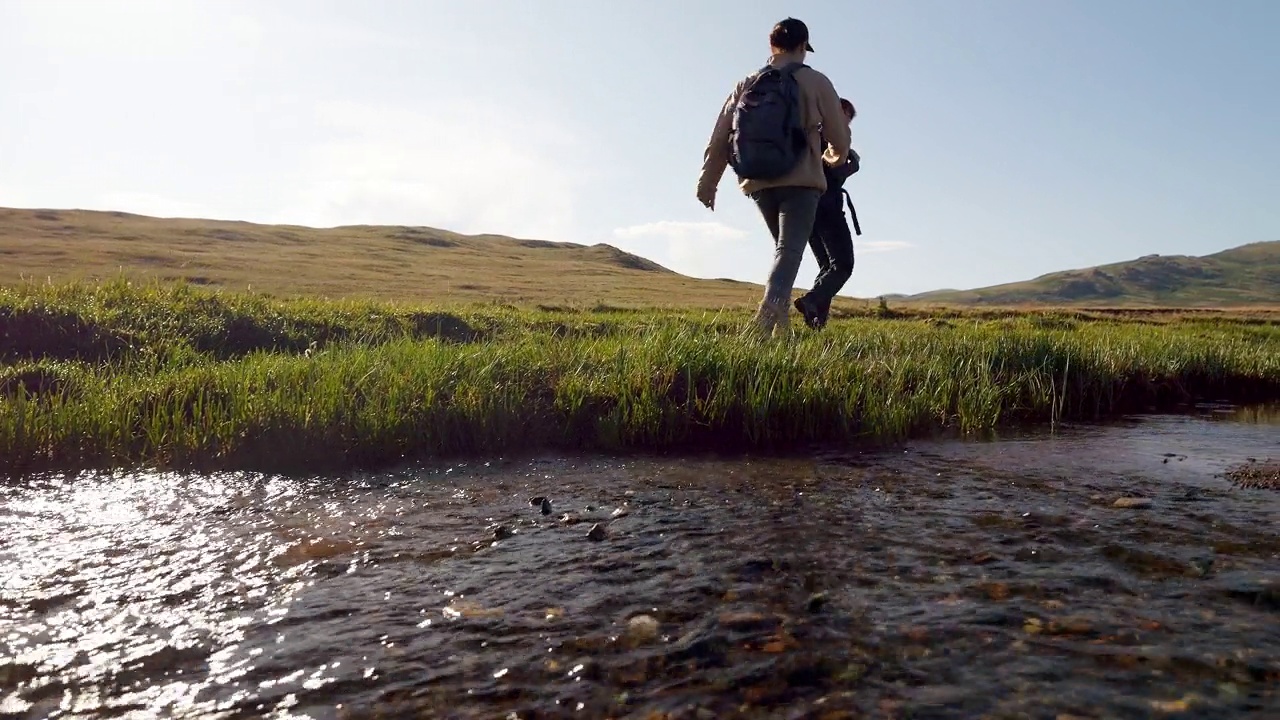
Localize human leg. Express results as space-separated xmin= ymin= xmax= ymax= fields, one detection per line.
xmin=808 ymin=206 xmax=855 ymax=325
xmin=761 ymin=187 xmax=821 ymax=309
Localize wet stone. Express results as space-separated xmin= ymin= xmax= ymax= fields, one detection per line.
xmin=1114 ymin=497 xmax=1153 ymax=509
xmin=717 ymin=612 xmax=781 ymax=632
xmin=491 ymin=524 xmax=515 ymax=540
xmin=626 ymin=615 xmax=660 ymax=644
xmin=587 ymin=523 xmax=607 ymax=541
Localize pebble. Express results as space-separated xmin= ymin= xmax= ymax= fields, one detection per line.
xmin=717 ymin=612 xmax=780 ymax=631
xmin=1113 ymin=497 xmax=1153 ymax=509
xmin=587 ymin=523 xmax=607 ymax=541
xmin=626 ymin=615 xmax=660 ymax=643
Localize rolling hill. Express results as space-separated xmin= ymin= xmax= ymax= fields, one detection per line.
xmin=2 ymin=207 xmax=1276 ymax=309
xmin=901 ymin=241 xmax=1280 ymax=307
xmin=0 ymin=207 xmax=772 ymax=308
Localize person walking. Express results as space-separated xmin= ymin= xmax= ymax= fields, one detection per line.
xmin=696 ymin=17 xmax=851 ymax=337
xmin=795 ymin=98 xmax=859 ymax=330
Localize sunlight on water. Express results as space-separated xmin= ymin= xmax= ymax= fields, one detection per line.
xmin=0 ymin=472 xmax=348 ymax=718
xmin=2 ymin=413 xmax=1277 ymax=718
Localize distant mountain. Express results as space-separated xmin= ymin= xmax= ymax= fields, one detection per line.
xmin=0 ymin=207 xmax=766 ymax=308
xmin=4 ymin=207 xmax=1276 ymax=309
xmin=902 ymin=241 xmax=1280 ymax=307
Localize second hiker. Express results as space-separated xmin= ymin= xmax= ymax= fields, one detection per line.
xmin=795 ymin=98 xmax=860 ymax=330
xmin=696 ymin=17 xmax=851 ymax=336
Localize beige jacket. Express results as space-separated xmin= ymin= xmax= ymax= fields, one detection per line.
xmin=698 ymin=51 xmax=851 ymax=198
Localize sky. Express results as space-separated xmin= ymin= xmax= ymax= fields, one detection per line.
xmin=1 ymin=0 xmax=1278 ymax=297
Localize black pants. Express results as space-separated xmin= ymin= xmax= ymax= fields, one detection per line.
xmin=803 ymin=191 xmax=854 ymax=314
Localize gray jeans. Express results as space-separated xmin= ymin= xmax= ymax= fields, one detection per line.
xmin=750 ymin=186 xmax=822 ymax=306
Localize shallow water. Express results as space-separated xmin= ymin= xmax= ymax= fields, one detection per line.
xmin=2 ymin=413 xmax=1277 ymax=719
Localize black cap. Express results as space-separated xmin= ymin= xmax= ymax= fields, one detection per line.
xmin=770 ymin=18 xmax=815 ymax=53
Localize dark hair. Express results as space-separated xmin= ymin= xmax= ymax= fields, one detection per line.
xmin=840 ymin=98 xmax=856 ymax=118
xmin=769 ymin=18 xmax=813 ymax=53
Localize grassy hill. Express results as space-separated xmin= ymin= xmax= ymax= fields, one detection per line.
xmin=0 ymin=207 xmax=784 ymax=309
xmin=3 ymin=206 xmax=1277 ymax=310
xmin=905 ymin=241 xmax=1280 ymax=307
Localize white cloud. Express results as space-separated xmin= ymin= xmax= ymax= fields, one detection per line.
xmin=612 ymin=220 xmax=751 ymax=278
xmin=0 ymin=185 xmax=30 ymax=208
xmin=7 ymin=0 xmax=265 ymax=57
xmin=610 ymin=221 xmax=913 ymax=281
xmin=90 ymin=192 xmax=218 ymax=220
xmin=613 ymin=220 xmax=748 ymax=242
xmin=274 ymin=99 xmax=588 ymax=240
xmin=858 ymin=240 xmax=914 ymax=253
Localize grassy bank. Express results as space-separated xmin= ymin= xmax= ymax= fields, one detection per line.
xmin=2 ymin=280 xmax=1278 ymax=476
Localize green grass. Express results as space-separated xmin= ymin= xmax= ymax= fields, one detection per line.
xmin=3 ymin=279 xmax=1278 ymax=476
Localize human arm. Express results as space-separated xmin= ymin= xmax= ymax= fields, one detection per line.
xmin=696 ymin=87 xmax=738 ymax=209
xmin=829 ymin=148 xmax=860 ymax=181
xmin=815 ymin=75 xmax=851 ymax=167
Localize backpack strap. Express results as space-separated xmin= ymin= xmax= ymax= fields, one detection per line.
xmin=842 ymin=189 xmax=862 ymax=236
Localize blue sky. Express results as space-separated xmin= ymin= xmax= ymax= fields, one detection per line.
xmin=1 ymin=0 xmax=1277 ymax=297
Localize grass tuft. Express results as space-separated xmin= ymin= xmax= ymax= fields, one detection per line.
xmin=2 ymin=280 xmax=1277 ymax=476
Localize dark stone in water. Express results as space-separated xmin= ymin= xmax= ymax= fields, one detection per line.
xmin=806 ymin=593 xmax=828 ymax=613
xmin=1174 ymin=487 xmax=1208 ymax=502
xmin=587 ymin=523 xmax=607 ymax=541
xmin=492 ymin=525 xmax=514 ymax=540
xmin=717 ymin=611 xmax=781 ymax=632
xmin=972 ymin=609 xmax=1021 ymax=627
xmin=735 ymin=557 xmax=783 ymax=581
xmin=1218 ymin=573 xmax=1280 ymax=612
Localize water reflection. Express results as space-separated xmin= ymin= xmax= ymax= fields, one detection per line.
xmin=1194 ymin=401 xmax=1280 ymax=425
xmin=2 ymin=414 xmax=1277 ymax=718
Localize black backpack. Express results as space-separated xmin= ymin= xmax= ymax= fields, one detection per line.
xmin=728 ymin=63 xmax=807 ymax=181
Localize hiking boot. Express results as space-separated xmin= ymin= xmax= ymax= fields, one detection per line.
xmin=753 ymin=299 xmax=791 ymax=338
xmin=816 ymin=299 xmax=832 ymax=329
xmin=793 ymin=295 xmax=822 ymax=329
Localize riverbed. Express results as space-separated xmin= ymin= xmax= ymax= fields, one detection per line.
xmin=2 ymin=410 xmax=1277 ymax=719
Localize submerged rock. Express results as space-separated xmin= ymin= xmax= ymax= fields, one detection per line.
xmin=626 ymin=615 xmax=660 ymax=644
xmin=717 ymin=612 xmax=781 ymax=632
xmin=1113 ymin=497 xmax=1153 ymax=509
xmin=1223 ymin=459 xmax=1280 ymax=490
xmin=587 ymin=523 xmax=607 ymax=541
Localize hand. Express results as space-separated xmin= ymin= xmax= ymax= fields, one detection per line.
xmin=697 ymin=185 xmax=716 ymax=211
